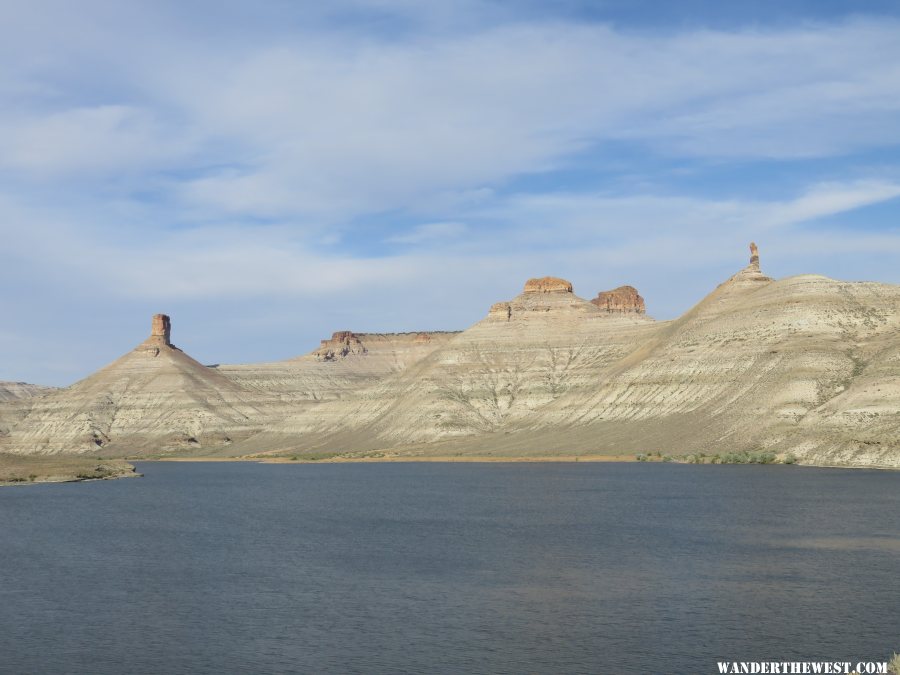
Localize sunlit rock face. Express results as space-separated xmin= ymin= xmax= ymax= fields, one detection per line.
xmin=523 ymin=276 xmax=573 ymax=294
xmin=314 ymin=331 xmax=367 ymax=361
xmin=2 ymin=244 xmax=899 ymax=469
xmin=591 ymin=286 xmax=646 ymax=314
xmin=151 ymin=314 xmax=171 ymax=344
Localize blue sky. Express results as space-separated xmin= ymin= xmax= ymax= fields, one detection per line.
xmin=2 ymin=0 xmax=900 ymax=385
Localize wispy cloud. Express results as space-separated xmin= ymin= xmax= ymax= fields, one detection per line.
xmin=0 ymin=1 xmax=899 ymax=385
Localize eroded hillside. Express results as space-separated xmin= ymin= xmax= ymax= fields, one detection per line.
xmin=1 ymin=244 xmax=897 ymax=467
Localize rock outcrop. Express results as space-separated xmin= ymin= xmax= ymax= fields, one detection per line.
xmin=0 ymin=315 xmax=269 ymax=455
xmin=1 ymin=244 xmax=898 ymax=468
xmin=314 ymin=331 xmax=367 ymax=361
xmin=151 ymin=313 xmax=171 ymax=344
xmin=258 ymin=277 xmax=656 ymax=449
xmin=591 ymin=286 xmax=646 ymax=314
xmin=523 ymin=277 xmax=573 ymax=293
xmin=215 ymin=331 xmax=460 ymax=403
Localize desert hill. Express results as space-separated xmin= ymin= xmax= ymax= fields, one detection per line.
xmin=244 ymin=274 xmax=659 ymax=453
xmin=0 ymin=315 xmax=270 ymax=455
xmin=1 ymin=244 xmax=898 ymax=467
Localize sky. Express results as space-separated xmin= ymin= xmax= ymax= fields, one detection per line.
xmin=2 ymin=0 xmax=900 ymax=386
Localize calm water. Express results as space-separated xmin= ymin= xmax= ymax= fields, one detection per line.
xmin=1 ymin=462 xmax=899 ymax=674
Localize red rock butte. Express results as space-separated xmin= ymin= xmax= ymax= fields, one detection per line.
xmin=523 ymin=277 xmax=573 ymax=294
xmin=150 ymin=314 xmax=172 ymax=346
xmin=591 ymin=286 xmax=646 ymax=314
xmin=315 ymin=331 xmax=367 ymax=361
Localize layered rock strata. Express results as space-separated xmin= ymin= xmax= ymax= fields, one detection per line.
xmin=1 ymin=243 xmax=898 ymax=468
xmin=0 ymin=382 xmax=55 ymax=402
xmin=591 ymin=286 xmax=646 ymax=314
xmin=0 ymin=316 xmax=270 ymax=455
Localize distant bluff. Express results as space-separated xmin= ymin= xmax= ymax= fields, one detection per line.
xmin=3 ymin=242 xmax=899 ymax=469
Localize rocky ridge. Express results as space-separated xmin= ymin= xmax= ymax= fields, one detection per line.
xmin=1 ymin=244 xmax=898 ymax=467
xmin=0 ymin=382 xmax=56 ymax=402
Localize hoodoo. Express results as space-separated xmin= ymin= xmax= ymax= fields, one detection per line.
xmin=719 ymin=241 xmax=773 ymax=288
xmin=150 ymin=314 xmax=172 ymax=345
xmin=750 ymin=242 xmax=760 ymax=269
xmin=591 ymin=286 xmax=646 ymax=314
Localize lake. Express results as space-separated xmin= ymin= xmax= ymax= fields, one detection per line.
xmin=1 ymin=461 xmax=898 ymax=674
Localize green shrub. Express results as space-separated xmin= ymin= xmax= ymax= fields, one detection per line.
xmin=783 ymin=453 xmax=797 ymax=465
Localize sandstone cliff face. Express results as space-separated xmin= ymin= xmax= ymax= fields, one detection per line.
xmin=313 ymin=331 xmax=367 ymax=361
xmin=1 ymin=244 xmax=898 ymax=467
xmin=151 ymin=313 xmax=171 ymax=344
xmin=523 ymin=276 xmax=573 ymax=294
xmin=591 ymin=286 xmax=646 ymax=314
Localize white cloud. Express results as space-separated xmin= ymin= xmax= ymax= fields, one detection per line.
xmin=1 ymin=3 xmax=900 ymax=384
xmin=3 ymin=12 xmax=900 ymax=216
xmin=0 ymin=105 xmax=185 ymax=175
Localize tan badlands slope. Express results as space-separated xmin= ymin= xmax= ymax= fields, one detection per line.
xmin=1 ymin=244 xmax=898 ymax=467
xmin=0 ymin=381 xmax=56 ymax=437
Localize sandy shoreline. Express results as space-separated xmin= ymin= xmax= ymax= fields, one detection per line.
xmin=151 ymin=454 xmax=638 ymax=464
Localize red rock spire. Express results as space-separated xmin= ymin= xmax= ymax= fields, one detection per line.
xmin=151 ymin=314 xmax=171 ymax=346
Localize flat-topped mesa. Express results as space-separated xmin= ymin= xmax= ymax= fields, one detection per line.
xmin=314 ymin=331 xmax=367 ymax=361
xmin=523 ymin=276 xmax=573 ymax=294
xmin=487 ymin=276 xmax=594 ymax=322
xmin=591 ymin=285 xmax=646 ymax=314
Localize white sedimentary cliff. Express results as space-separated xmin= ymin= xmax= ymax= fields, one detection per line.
xmin=1 ymin=245 xmax=898 ymax=467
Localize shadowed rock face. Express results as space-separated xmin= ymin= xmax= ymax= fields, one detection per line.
xmin=591 ymin=286 xmax=646 ymax=314
xmin=523 ymin=277 xmax=573 ymax=293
